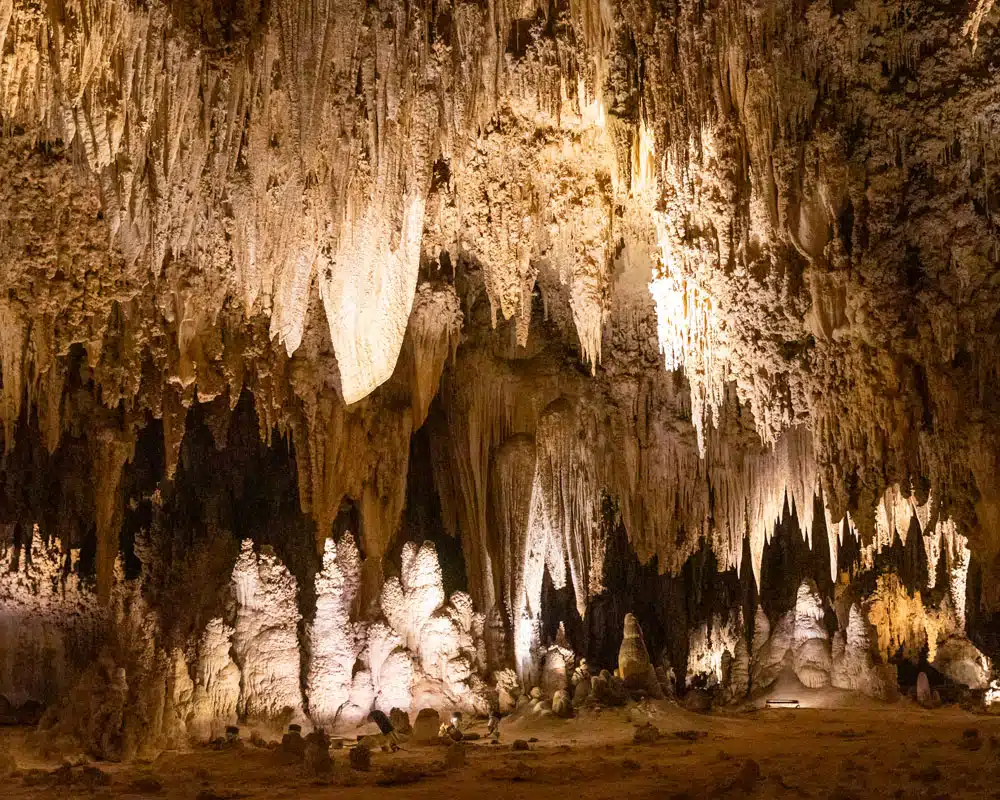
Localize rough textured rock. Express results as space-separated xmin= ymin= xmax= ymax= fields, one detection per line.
xmin=831 ymin=605 xmax=894 ymax=700
xmin=791 ymin=582 xmax=832 ymax=689
xmin=933 ymin=637 xmax=992 ymax=690
xmin=552 ymin=690 xmax=572 ymax=718
xmin=389 ymin=708 xmax=412 ymax=737
xmin=916 ymin=672 xmax=939 ymax=709
xmin=411 ymin=709 xmax=442 ymax=745
xmin=307 ymin=535 xmax=363 ymax=727
xmin=231 ymin=542 xmax=304 ymax=723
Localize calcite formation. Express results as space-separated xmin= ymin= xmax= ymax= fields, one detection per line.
xmin=2 ymin=0 xmax=1000 ymax=755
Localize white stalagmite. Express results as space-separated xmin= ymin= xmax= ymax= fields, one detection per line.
xmin=365 ymin=620 xmax=413 ymax=714
xmin=230 ymin=540 xmax=304 ymax=722
xmin=306 ymin=535 xmax=363 ymax=726
xmin=381 ymin=541 xmax=446 ymax=653
xmin=686 ymin=612 xmax=741 ymax=686
xmin=380 ymin=541 xmax=488 ymax=714
xmin=791 ymin=580 xmax=832 ymax=688
xmin=831 ymin=604 xmax=893 ymax=699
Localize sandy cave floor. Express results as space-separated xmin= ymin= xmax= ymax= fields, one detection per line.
xmin=3 ymin=700 xmax=1000 ymax=799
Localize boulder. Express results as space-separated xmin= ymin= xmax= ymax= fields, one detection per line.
xmin=389 ymin=707 xmax=412 ymax=736
xmin=735 ymin=759 xmax=761 ymax=792
xmin=445 ymin=742 xmax=466 ymax=768
xmin=632 ymin=723 xmax=660 ymax=744
xmin=933 ymin=636 xmax=991 ymax=689
xmin=682 ymin=689 xmax=713 ymax=713
xmin=349 ymin=744 xmax=371 ymax=771
xmin=412 ymin=708 xmax=441 ymax=745
xmin=0 ymin=749 xmax=16 ymax=778
xmin=304 ymin=730 xmax=333 ymax=776
xmin=541 ymin=649 xmax=569 ymax=695
xmin=279 ymin=729 xmax=306 ymax=761
xmin=552 ymin=690 xmax=572 ymax=718
xmin=0 ymin=695 xmax=15 ymax=723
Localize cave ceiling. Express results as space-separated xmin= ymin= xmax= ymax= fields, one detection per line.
xmin=1 ymin=0 xmax=1000 ymax=608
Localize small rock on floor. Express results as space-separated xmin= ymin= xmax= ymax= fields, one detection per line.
xmin=632 ymin=723 xmax=661 ymax=745
xmin=349 ymin=745 xmax=372 ymax=771
xmin=735 ymin=759 xmax=760 ymax=792
xmin=446 ymin=743 xmax=467 ymax=768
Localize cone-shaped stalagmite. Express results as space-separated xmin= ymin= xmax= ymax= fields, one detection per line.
xmin=618 ymin=614 xmax=653 ymax=691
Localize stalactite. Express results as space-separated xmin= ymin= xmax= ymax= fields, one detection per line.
xmin=0 ymin=300 xmax=26 ymax=449
xmin=405 ymin=283 xmax=463 ymax=429
xmin=534 ymin=398 xmax=605 ymax=615
xmin=489 ymin=434 xmax=537 ymax=632
xmin=91 ymin=428 xmax=135 ymax=605
xmin=943 ymin=521 xmax=970 ymax=632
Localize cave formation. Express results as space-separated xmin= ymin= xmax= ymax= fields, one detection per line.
xmin=2 ymin=0 xmax=1000 ymax=792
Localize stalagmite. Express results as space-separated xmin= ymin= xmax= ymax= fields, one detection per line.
xmin=92 ymin=430 xmax=135 ymax=604
xmin=618 ymin=614 xmax=654 ymax=691
xmin=687 ymin=613 xmax=742 ymax=687
xmin=230 ymin=541 xmax=304 ymax=722
xmin=791 ymin=581 xmax=832 ymax=689
xmin=307 ymin=535 xmax=364 ymax=726
xmin=831 ymin=605 xmax=893 ymax=700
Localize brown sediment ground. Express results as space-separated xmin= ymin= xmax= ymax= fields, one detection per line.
xmin=2 ymin=698 xmax=999 ymax=799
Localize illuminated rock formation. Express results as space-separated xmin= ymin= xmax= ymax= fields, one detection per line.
xmin=831 ymin=605 xmax=894 ymax=701
xmin=230 ymin=541 xmax=304 ymax=723
xmin=306 ymin=535 xmax=364 ymax=726
xmin=189 ymin=618 xmax=240 ymax=741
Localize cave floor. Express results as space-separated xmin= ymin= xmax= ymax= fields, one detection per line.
xmin=3 ymin=700 xmax=1000 ymax=799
